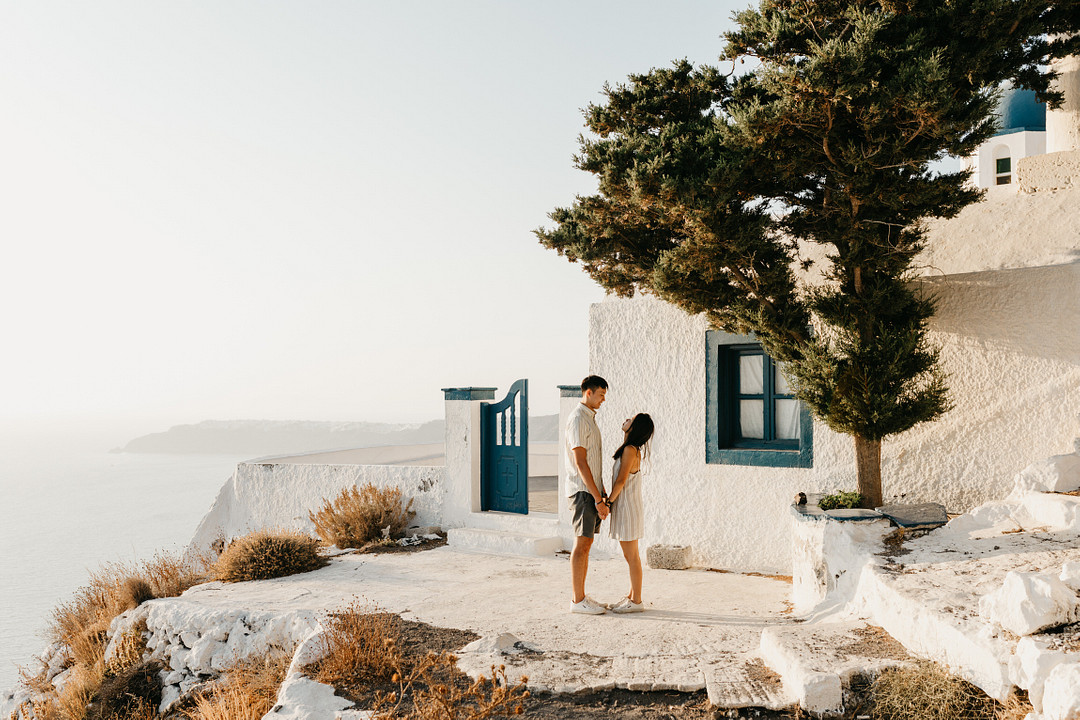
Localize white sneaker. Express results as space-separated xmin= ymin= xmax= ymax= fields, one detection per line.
xmin=610 ymin=597 xmax=644 ymax=614
xmin=570 ymin=595 xmax=606 ymax=615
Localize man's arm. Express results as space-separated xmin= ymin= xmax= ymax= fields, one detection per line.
xmin=572 ymin=446 xmax=609 ymax=519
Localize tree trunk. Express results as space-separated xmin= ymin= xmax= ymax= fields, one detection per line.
xmin=854 ymin=435 xmax=882 ymax=509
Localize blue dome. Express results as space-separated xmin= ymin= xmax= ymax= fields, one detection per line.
xmin=994 ymin=87 xmax=1046 ymax=135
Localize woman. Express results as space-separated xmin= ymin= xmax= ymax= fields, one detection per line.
xmin=605 ymin=412 xmax=654 ymax=613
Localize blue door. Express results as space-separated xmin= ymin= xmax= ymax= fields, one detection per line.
xmin=481 ymin=380 xmax=528 ymax=514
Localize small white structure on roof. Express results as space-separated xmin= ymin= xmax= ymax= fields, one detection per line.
xmin=971 ymin=86 xmax=1046 ymax=189
xmin=972 ymin=56 xmax=1080 ymax=189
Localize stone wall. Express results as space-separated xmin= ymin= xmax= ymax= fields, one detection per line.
xmin=189 ymin=461 xmax=444 ymax=551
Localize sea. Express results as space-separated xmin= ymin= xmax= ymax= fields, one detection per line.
xmin=0 ymin=427 xmax=248 ymax=693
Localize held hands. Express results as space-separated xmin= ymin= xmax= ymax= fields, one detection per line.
xmin=595 ymin=496 xmax=611 ymax=520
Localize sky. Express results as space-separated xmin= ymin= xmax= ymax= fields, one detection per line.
xmin=0 ymin=0 xmax=754 ymax=433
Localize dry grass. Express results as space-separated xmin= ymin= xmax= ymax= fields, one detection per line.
xmin=185 ymin=653 xmax=291 ymax=720
xmin=212 ymin=529 xmax=328 ymax=583
xmin=307 ymin=603 xmax=403 ymax=686
xmin=104 ymin=619 xmax=149 ymax=677
xmin=88 ymin=659 xmax=165 ymax=720
xmin=373 ymin=658 xmax=530 ymax=720
xmin=20 ymin=550 xmax=210 ymax=720
xmin=306 ymin=603 xmax=528 ymax=720
xmin=870 ymin=660 xmax=997 ymax=720
xmin=309 ymin=483 xmax=416 ymax=548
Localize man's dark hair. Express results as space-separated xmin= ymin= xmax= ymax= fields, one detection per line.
xmin=581 ymin=375 xmax=608 ymax=393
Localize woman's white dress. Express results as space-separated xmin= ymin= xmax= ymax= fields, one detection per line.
xmin=609 ymin=455 xmax=644 ymax=541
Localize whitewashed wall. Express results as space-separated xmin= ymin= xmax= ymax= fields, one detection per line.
xmin=586 ymin=296 xmax=850 ymax=573
xmin=189 ymin=462 xmax=445 ymax=551
xmin=587 ymin=258 xmax=1080 ymax=573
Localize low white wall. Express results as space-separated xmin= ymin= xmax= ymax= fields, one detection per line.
xmin=190 ymin=462 xmax=445 ymax=551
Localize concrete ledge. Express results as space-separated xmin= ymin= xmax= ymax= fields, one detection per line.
xmin=760 ymin=622 xmax=911 ymax=715
xmin=447 ymin=527 xmax=563 ymax=557
xmin=760 ymin=627 xmax=843 ymax=714
xmin=441 ymin=387 xmax=497 ymax=401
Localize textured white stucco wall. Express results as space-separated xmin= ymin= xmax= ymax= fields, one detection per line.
xmin=190 ymin=462 xmax=444 ymax=551
xmin=587 ymin=296 xmax=852 ymax=573
xmin=587 ymin=261 xmax=1080 ymax=573
xmin=918 ymin=180 xmax=1080 ymax=275
xmin=1047 ymin=54 xmax=1080 ymax=154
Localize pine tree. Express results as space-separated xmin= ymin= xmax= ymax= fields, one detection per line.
xmin=537 ymin=0 xmax=1080 ymax=507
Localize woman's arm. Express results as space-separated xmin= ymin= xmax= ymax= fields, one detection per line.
xmin=607 ymin=446 xmax=639 ymax=504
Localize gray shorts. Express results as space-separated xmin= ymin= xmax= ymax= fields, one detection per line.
xmin=569 ymin=491 xmax=602 ymax=538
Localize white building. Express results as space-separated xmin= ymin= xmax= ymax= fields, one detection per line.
xmin=193 ymin=60 xmax=1080 ymax=577
xmin=580 ymin=69 xmax=1080 ymax=572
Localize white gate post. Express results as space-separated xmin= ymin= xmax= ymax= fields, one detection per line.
xmin=557 ymin=384 xmax=583 ymax=530
xmin=441 ymin=387 xmax=496 ymax=525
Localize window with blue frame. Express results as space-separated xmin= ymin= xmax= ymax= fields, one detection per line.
xmin=706 ymin=331 xmax=813 ymax=467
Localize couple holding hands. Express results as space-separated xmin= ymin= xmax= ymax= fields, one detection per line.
xmin=565 ymin=375 xmax=655 ymax=615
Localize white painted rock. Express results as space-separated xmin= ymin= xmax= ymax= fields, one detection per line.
xmin=1012 ymin=637 xmax=1071 ymax=710
xmin=979 ymin=571 xmax=1080 ymax=635
xmin=270 ymin=672 xmax=356 ymax=720
xmin=1041 ymin=662 xmax=1080 ymax=720
xmin=1061 ymin=562 xmax=1080 ymax=593
xmin=1014 ymin=455 xmax=1080 ymax=494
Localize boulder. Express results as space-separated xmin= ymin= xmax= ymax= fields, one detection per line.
xmin=979 ymin=571 xmax=1080 ymax=636
xmin=1014 ymin=454 xmax=1080 ymax=494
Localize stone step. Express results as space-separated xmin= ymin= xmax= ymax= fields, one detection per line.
xmin=446 ymin=527 xmax=563 ymax=557
xmin=704 ymin=658 xmax=795 ymax=711
xmin=759 ymin=622 xmax=911 ymax=714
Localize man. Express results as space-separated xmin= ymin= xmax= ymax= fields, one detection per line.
xmin=566 ymin=374 xmax=609 ymax=614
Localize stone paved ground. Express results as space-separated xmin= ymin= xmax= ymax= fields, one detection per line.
xmin=175 ymin=546 xmax=796 ymax=697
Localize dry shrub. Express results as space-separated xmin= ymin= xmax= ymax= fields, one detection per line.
xmin=306 ymin=603 xmax=528 ymax=720
xmin=213 ymin=529 xmax=327 ymax=583
xmin=309 ymin=483 xmax=415 ymax=548
xmin=87 ymin=659 xmax=164 ymax=720
xmin=119 ymin=578 xmax=154 ymax=610
xmin=104 ymin=618 xmax=149 ymax=677
xmin=26 ymin=550 xmax=209 ymax=720
xmin=48 ymin=553 xmax=208 ymax=670
xmin=374 ymin=658 xmax=529 ymax=720
xmin=871 ymin=660 xmax=997 ymax=720
xmin=995 ymin=689 xmax=1034 ymax=720
xmin=307 ymin=604 xmax=403 ymax=686
xmin=186 ymin=653 xmax=291 ymax=720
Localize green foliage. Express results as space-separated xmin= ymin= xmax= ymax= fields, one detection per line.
xmin=309 ymin=483 xmax=416 ymax=549
xmin=817 ymin=491 xmax=864 ymax=511
xmin=537 ymin=0 xmax=1080 ymax=500
xmin=214 ymin=529 xmax=328 ymax=583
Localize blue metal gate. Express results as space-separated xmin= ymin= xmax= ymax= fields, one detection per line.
xmin=481 ymin=379 xmax=528 ymax=514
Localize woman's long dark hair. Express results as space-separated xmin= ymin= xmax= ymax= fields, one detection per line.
xmin=613 ymin=413 xmax=654 ymax=461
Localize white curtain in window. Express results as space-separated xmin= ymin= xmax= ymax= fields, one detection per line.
xmin=740 ymin=399 xmax=764 ymax=438
xmin=775 ymin=364 xmax=793 ymax=394
xmin=739 ymin=355 xmax=764 ymax=394
xmin=775 ymin=399 xmax=800 ymax=439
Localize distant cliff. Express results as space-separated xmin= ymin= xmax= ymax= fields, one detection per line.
xmin=117 ymin=415 xmax=559 ymax=457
